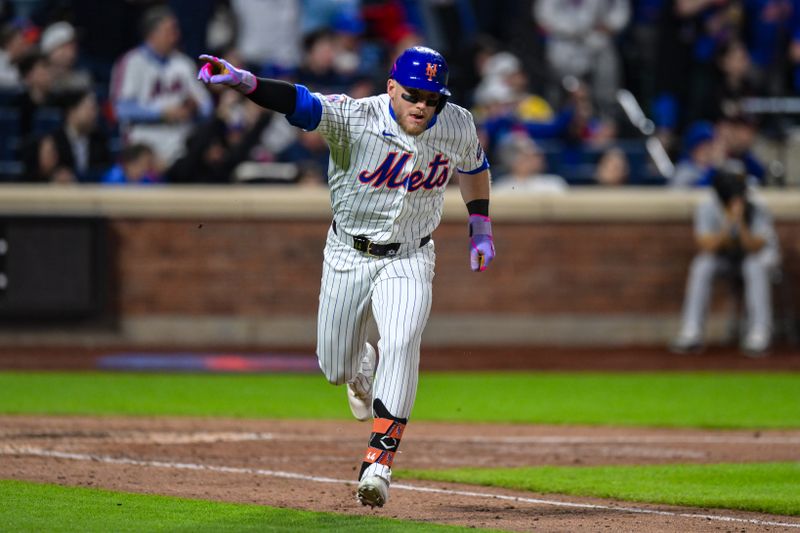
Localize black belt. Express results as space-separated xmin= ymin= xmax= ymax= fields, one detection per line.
xmin=332 ymin=221 xmax=430 ymax=257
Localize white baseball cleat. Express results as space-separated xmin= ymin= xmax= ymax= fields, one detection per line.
xmin=357 ymin=475 xmax=389 ymax=508
xmin=347 ymin=343 xmax=376 ymax=421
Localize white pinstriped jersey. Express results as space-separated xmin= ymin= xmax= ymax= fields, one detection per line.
xmin=312 ymin=93 xmax=486 ymax=243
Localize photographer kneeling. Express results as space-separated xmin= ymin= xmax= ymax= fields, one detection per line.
xmin=672 ymin=162 xmax=781 ymax=357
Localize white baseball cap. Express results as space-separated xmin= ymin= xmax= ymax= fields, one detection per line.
xmin=473 ymin=78 xmax=515 ymax=106
xmin=482 ymin=52 xmax=521 ymax=78
xmin=41 ymin=21 xmax=76 ymax=54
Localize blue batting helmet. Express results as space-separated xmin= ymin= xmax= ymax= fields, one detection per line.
xmin=390 ymin=46 xmax=451 ymax=96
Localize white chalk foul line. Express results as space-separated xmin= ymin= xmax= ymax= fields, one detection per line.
xmin=3 ymin=446 xmax=800 ymax=529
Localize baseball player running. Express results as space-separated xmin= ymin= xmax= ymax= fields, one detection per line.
xmin=198 ymin=46 xmax=495 ymax=508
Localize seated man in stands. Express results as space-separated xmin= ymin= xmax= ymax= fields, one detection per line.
xmin=492 ymin=132 xmax=567 ymax=193
xmin=27 ymin=89 xmax=111 ymax=183
xmin=15 ymin=51 xmax=54 ymax=140
xmin=671 ymin=161 xmax=780 ymax=357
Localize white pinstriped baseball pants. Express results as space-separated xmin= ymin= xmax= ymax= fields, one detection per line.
xmin=316 ymin=226 xmax=435 ymax=419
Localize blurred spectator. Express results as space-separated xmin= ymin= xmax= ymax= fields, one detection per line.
xmin=231 ymin=0 xmax=301 ymax=76
xmin=713 ymin=39 xmax=761 ymax=120
xmin=493 ymin=133 xmax=568 ymax=193
xmin=0 ymin=19 xmax=34 ymax=88
xmin=296 ymin=28 xmax=360 ymax=95
xmin=741 ymin=0 xmax=795 ymax=95
xmin=15 ymin=50 xmax=53 ymax=139
xmin=26 ymin=89 xmax=111 ymax=183
xmin=534 ymin=0 xmax=630 ymax=115
xmin=329 ymin=11 xmax=382 ymax=90
xmin=669 ymin=120 xmax=721 ymax=187
xmin=594 ymin=146 xmax=630 ymax=186
xmin=653 ymin=0 xmax=743 ymax=152
xmin=102 ymin=143 xmax=160 ymax=185
xmin=474 ymin=64 xmax=574 ymax=167
xmin=671 ymin=162 xmax=780 ymax=357
xmin=40 ymin=21 xmax=92 ymax=95
xmin=465 ymin=3 xmax=548 ymax=101
xmin=555 ymin=77 xmax=618 ymax=182
xmin=460 ymin=34 xmax=501 ymax=104
xmin=475 ymin=51 xmax=554 ymax=122
xmin=166 ymin=91 xmax=276 ymax=183
xmin=473 ymin=75 xmax=517 ymax=119
xmin=279 ymin=130 xmax=330 ymax=185
xmin=562 ymin=76 xmax=617 ymax=148
xmin=711 ymin=112 xmax=766 ymax=185
xmin=110 ymin=6 xmax=212 ymax=169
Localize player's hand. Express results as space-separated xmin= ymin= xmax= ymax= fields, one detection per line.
xmin=729 ymin=197 xmax=745 ymax=221
xmin=197 ymin=54 xmax=257 ymax=95
xmin=468 ymin=214 xmax=495 ymax=272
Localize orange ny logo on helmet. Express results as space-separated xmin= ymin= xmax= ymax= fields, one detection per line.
xmin=425 ymin=62 xmax=438 ymax=81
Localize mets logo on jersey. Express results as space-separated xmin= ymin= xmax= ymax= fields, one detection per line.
xmin=425 ymin=63 xmax=438 ymax=81
xmin=358 ymin=152 xmax=450 ymax=192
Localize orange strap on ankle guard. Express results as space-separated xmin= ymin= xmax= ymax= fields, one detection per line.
xmin=362 ymin=417 xmax=407 ymax=468
xmin=372 ymin=417 xmax=406 ymax=439
xmin=363 ymin=446 xmax=394 ymax=466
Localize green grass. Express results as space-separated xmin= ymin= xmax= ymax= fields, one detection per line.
xmin=0 ymin=479 xmax=499 ymax=532
xmin=398 ymin=462 xmax=800 ymax=516
xmin=0 ymin=371 xmax=799 ymax=428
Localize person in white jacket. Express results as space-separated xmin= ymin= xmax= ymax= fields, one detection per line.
xmin=110 ymin=6 xmax=212 ymax=168
xmin=534 ymin=0 xmax=630 ymax=115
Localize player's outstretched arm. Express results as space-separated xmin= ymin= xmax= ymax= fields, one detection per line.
xmin=459 ymin=169 xmax=495 ymax=272
xmin=197 ymin=54 xmax=298 ymax=116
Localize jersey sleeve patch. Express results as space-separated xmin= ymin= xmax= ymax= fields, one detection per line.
xmin=458 ymin=142 xmax=490 ymax=174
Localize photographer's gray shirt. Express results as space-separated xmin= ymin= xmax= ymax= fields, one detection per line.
xmin=695 ymin=192 xmax=780 ymax=257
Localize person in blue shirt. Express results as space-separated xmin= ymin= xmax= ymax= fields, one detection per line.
xmin=669 ymin=121 xmax=719 ymax=187
xmin=102 ymin=143 xmax=160 ymax=184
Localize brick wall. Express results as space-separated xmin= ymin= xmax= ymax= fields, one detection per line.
xmin=112 ymin=218 xmax=800 ymax=318
xmin=4 ymin=186 xmax=795 ymax=346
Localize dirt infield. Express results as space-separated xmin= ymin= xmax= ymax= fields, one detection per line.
xmin=2 ymin=416 xmax=800 ymax=532
xmin=2 ymin=346 xmax=800 ymax=532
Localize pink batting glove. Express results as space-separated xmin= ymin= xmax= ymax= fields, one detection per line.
xmin=469 ymin=214 xmax=495 ymax=272
xmin=197 ymin=54 xmax=257 ymax=95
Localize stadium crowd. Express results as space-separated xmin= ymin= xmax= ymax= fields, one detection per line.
xmin=0 ymin=0 xmax=798 ymax=187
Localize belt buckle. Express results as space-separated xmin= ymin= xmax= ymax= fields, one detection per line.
xmin=353 ymin=235 xmax=374 ymax=256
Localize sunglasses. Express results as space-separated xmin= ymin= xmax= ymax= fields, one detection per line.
xmin=400 ymin=90 xmax=440 ymax=107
